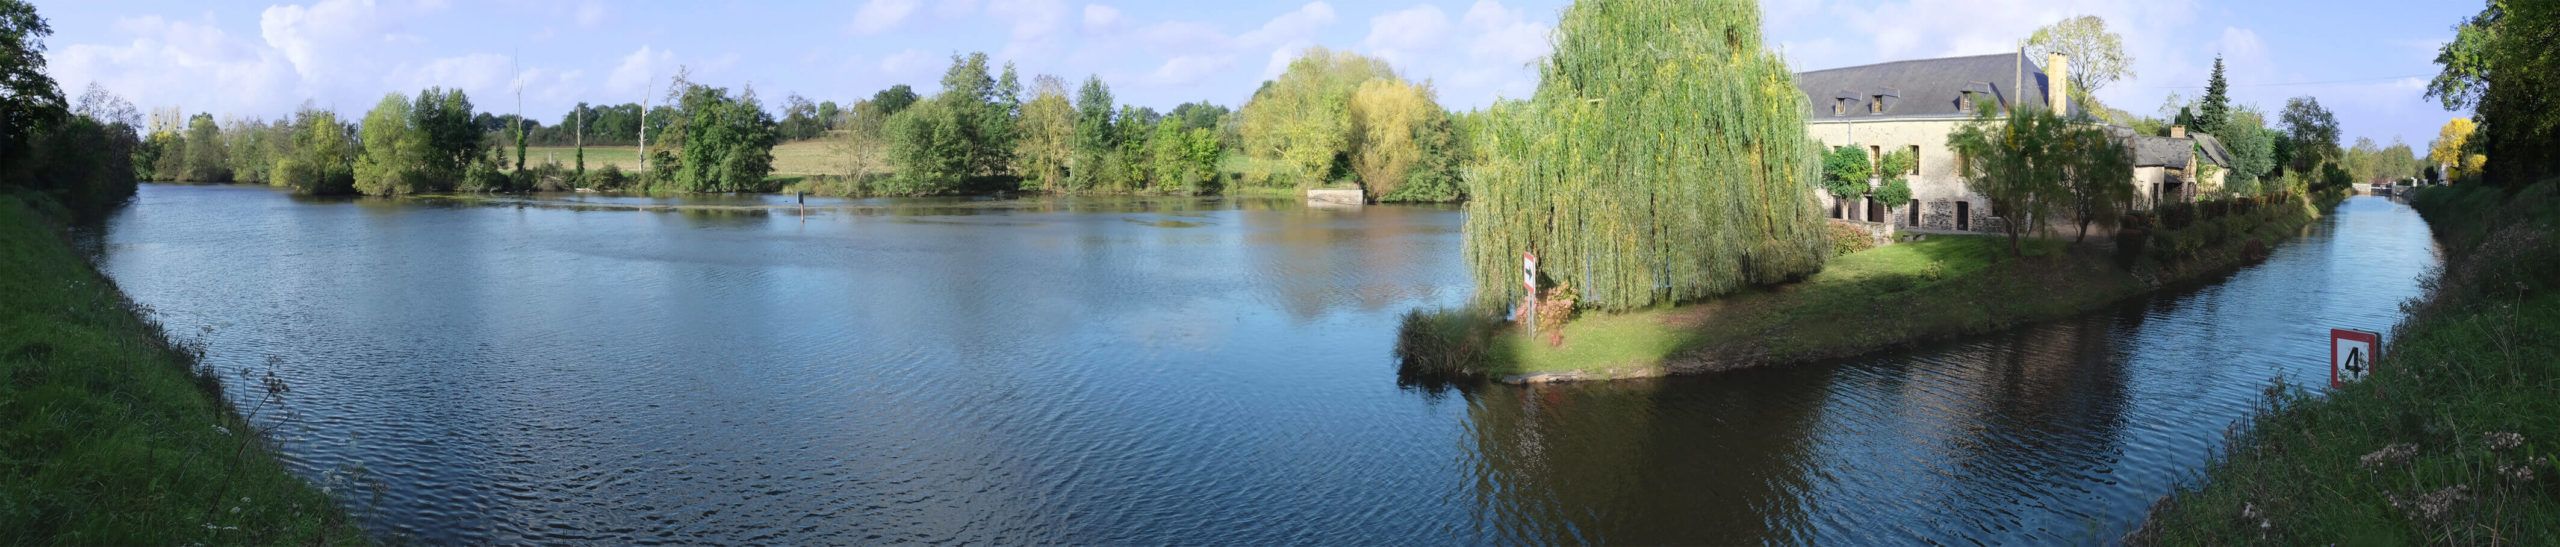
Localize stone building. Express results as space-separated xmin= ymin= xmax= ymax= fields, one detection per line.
xmin=1797 ymin=52 xmax=2230 ymax=234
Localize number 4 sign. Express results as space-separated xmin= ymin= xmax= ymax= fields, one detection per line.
xmin=2331 ymin=328 xmax=2382 ymax=388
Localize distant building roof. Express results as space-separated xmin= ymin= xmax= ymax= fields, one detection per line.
xmin=2192 ymin=133 xmax=2233 ymax=168
xmin=1796 ymin=53 xmax=2056 ymax=120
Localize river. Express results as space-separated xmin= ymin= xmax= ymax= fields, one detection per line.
xmin=93 ymin=185 xmax=2437 ymax=544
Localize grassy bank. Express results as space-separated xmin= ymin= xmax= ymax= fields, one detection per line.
xmin=2136 ymin=182 xmax=2560 ymax=544
xmin=0 ymin=195 xmax=361 ymax=544
xmin=519 ymin=139 xmax=840 ymax=177
xmin=1401 ymin=192 xmax=2332 ymax=383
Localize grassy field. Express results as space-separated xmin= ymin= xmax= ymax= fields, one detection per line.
xmin=1401 ymin=194 xmax=2329 ymax=383
xmin=2136 ymin=182 xmax=2560 ymax=544
xmin=519 ymin=139 xmax=844 ymax=177
xmin=0 ymin=195 xmax=361 ymax=544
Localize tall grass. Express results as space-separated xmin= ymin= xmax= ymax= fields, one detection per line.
xmin=2138 ymin=182 xmax=2560 ymax=544
xmin=1465 ymin=0 xmax=1829 ymax=312
xmin=0 ymin=195 xmax=363 ymax=544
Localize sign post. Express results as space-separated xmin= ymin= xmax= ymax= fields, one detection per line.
xmin=2330 ymin=328 xmax=2382 ymax=388
xmin=1523 ymin=253 xmax=1539 ymax=336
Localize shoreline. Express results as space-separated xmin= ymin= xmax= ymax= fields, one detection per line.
xmin=1402 ymin=191 xmax=2343 ymax=385
xmin=2130 ymin=182 xmax=2560 ymax=543
xmin=0 ymin=195 xmax=361 ymax=543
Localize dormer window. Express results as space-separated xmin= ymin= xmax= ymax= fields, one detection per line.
xmin=1835 ymin=100 xmax=1845 ymax=116
xmin=1870 ymin=96 xmax=1883 ymax=114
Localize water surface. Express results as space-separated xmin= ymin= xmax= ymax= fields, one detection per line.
xmin=97 ymin=187 xmax=2437 ymax=544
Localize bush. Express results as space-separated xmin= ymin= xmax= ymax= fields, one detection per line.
xmin=593 ymin=164 xmax=628 ymax=189
xmin=1829 ymin=222 xmax=1877 ymax=257
xmin=2158 ymin=202 xmax=2198 ymax=230
xmin=1393 ymin=308 xmax=1499 ymax=383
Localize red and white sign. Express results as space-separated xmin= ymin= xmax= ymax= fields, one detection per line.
xmin=2331 ymin=328 xmax=2382 ymax=388
xmin=1523 ymin=253 xmax=1538 ymax=293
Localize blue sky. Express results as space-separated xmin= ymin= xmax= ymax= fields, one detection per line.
xmin=36 ymin=0 xmax=2476 ymax=149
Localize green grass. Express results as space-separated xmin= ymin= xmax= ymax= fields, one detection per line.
xmin=2138 ymin=182 xmax=2560 ymax=544
xmin=1403 ymin=197 xmax=2327 ymax=382
xmin=0 ymin=195 xmax=362 ymax=544
xmin=520 ymin=139 xmax=842 ymax=178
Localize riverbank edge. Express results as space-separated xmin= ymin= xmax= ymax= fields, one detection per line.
xmin=2129 ymin=182 xmax=2560 ymax=544
xmin=0 ymin=194 xmax=363 ymax=544
xmin=1402 ymin=191 xmax=2342 ymax=386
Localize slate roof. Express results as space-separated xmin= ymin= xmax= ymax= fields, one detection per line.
xmin=2191 ymin=133 xmax=2233 ymax=168
xmin=1796 ymin=53 xmax=2055 ymax=120
xmin=2130 ymin=135 xmax=2193 ymax=168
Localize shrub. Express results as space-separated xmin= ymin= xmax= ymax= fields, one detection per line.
xmin=1393 ymin=308 xmax=1498 ymax=382
xmin=2159 ymin=202 xmax=2198 ymax=230
xmin=1829 ymin=222 xmax=1877 ymax=257
xmin=593 ymin=164 xmax=628 ymax=189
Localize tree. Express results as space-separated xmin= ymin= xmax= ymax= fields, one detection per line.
xmin=2057 ymin=123 xmax=2134 ymax=242
xmin=1948 ymin=107 xmax=2071 ymax=256
xmin=1014 ymin=75 xmax=1075 ymax=191
xmin=1386 ymin=111 xmax=1468 ymax=203
xmin=2345 ymin=137 xmax=2384 ymax=183
xmin=872 ymin=84 xmax=919 ymax=117
xmin=1239 ymin=46 xmax=1398 ymax=187
xmin=410 ymin=87 xmax=480 ymax=183
xmin=1071 ymin=75 xmax=1116 ymax=190
xmin=179 ymin=113 xmax=229 ymax=182
xmin=2023 ymin=15 xmax=2134 ymax=113
xmin=273 ymin=105 xmax=354 ymax=195
xmin=668 ymin=83 xmax=778 ymax=192
xmin=2430 ymin=117 xmax=2484 ymax=181
xmin=778 ymin=93 xmax=823 ymax=141
xmin=1346 ymin=78 xmax=1439 ymax=199
xmin=1875 ymin=149 xmax=1917 ymax=210
xmin=2221 ymin=106 xmax=2280 ymax=194
xmin=2196 ymin=55 xmax=2231 ymax=137
xmin=2424 ymin=1 xmax=2559 ymax=185
xmin=0 ymin=0 xmax=63 ymax=169
xmin=353 ymin=93 xmax=422 ymax=195
xmin=1821 ymin=145 xmax=1873 ymax=208
xmin=1466 ymin=0 xmax=1829 ymax=311
xmin=2280 ymin=96 xmax=2340 ymax=175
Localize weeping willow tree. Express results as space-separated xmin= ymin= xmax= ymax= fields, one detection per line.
xmin=1464 ymin=0 xmax=1829 ymax=312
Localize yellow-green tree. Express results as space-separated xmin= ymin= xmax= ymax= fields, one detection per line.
xmin=1465 ymin=0 xmax=1829 ymax=311
xmin=1346 ymin=78 xmax=1437 ymax=199
xmin=352 ymin=93 xmax=423 ymax=195
xmin=1238 ymin=46 xmax=1396 ymax=187
xmin=2429 ymin=117 xmax=2483 ymax=180
xmin=1014 ymin=75 xmax=1075 ymax=191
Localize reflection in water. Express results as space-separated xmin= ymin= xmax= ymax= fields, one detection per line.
xmin=96 ymin=186 xmax=2433 ymax=544
xmin=1460 ymin=197 xmax=2434 ymax=543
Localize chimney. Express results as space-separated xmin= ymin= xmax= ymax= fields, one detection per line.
xmin=2047 ymin=53 xmax=2069 ymax=117
xmin=2171 ymin=126 xmax=2187 ymax=139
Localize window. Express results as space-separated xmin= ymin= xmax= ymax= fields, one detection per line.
xmin=1908 ymin=201 xmax=1921 ymax=227
xmin=1956 ymin=201 xmax=1971 ymax=231
xmin=1907 ymin=145 xmax=1922 ymax=175
xmin=1869 ymin=145 xmax=1883 ymax=177
xmin=1834 ymin=100 xmax=1845 ymax=116
xmin=1959 ymin=93 xmax=1971 ymax=113
xmin=1870 ymin=96 xmax=1883 ymax=114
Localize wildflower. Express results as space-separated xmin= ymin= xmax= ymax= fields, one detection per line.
xmin=2388 ymin=485 xmax=2472 ymax=523
xmin=2485 ymin=431 xmax=2524 ymax=451
xmin=2359 ymin=443 xmax=2418 ymax=471
xmin=2500 ymin=462 xmax=2535 ymax=484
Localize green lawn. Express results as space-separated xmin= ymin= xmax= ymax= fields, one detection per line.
xmin=0 ymin=195 xmax=361 ymax=544
xmin=520 ymin=139 xmax=842 ymax=177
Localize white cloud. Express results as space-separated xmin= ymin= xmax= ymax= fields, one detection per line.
xmin=852 ymin=0 xmax=919 ymax=34
xmin=260 ymin=0 xmax=398 ymax=85
xmin=1237 ymin=2 xmax=1335 ymax=49
xmin=1083 ymin=4 xmax=1125 ymax=33
xmin=880 ymin=49 xmax=940 ymax=84
xmin=52 ymin=15 xmax=296 ymax=116
xmin=606 ymin=46 xmax=676 ymax=97
xmin=1146 ymin=55 xmax=1233 ymax=86
xmin=936 ymin=0 xmax=981 ymax=18
xmin=1365 ymin=5 xmax=1450 ymax=54
xmin=575 ymin=1 xmax=608 ymax=28
xmin=989 ymin=0 xmax=1071 ymax=40
xmin=388 ymin=53 xmax=513 ymax=96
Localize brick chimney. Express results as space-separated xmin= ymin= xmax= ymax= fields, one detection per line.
xmin=2171 ymin=126 xmax=2187 ymax=139
xmin=2047 ymin=53 xmax=2069 ymax=117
